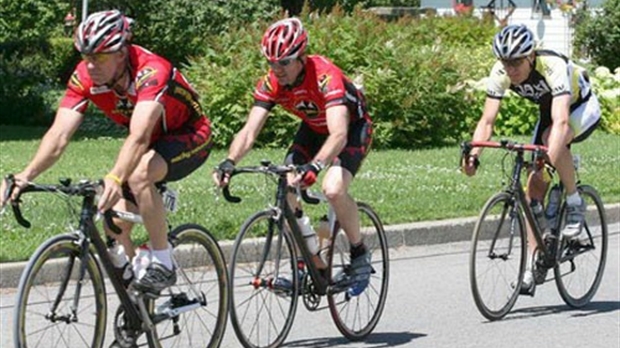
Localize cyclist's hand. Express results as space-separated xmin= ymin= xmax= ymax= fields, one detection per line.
xmin=0 ymin=174 xmax=28 ymax=208
xmin=98 ymin=175 xmax=122 ymax=212
xmin=462 ymin=155 xmax=480 ymax=177
xmin=295 ymin=162 xmax=322 ymax=188
xmin=213 ymin=159 xmax=235 ymax=188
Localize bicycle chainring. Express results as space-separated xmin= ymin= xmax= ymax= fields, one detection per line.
xmin=301 ymin=273 xmax=321 ymax=311
xmin=113 ymin=306 xmax=141 ymax=348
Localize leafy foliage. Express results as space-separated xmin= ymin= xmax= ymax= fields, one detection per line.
xmin=573 ymin=0 xmax=620 ymax=70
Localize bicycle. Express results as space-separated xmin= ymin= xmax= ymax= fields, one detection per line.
xmin=222 ymin=161 xmax=389 ymax=348
xmin=4 ymin=175 xmax=229 ymax=348
xmin=461 ymin=140 xmax=608 ymax=321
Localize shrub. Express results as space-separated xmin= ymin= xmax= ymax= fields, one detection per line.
xmin=573 ymin=0 xmax=620 ymax=71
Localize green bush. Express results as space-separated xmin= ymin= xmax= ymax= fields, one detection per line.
xmin=573 ymin=0 xmax=620 ymax=71
xmin=187 ymin=8 xmax=496 ymax=149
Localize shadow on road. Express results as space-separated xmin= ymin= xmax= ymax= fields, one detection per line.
xmin=498 ymin=300 xmax=620 ymax=321
xmin=285 ymin=331 xmax=427 ymax=347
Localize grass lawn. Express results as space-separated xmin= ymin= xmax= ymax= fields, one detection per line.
xmin=1 ymin=125 xmax=619 ymax=262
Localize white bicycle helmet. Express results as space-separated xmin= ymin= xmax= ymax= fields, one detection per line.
xmin=492 ymin=24 xmax=535 ymax=60
xmin=261 ymin=18 xmax=308 ymax=62
xmin=75 ymin=10 xmax=132 ymax=54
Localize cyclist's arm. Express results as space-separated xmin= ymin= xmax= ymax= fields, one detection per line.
xmin=20 ymin=107 xmax=84 ymax=181
xmin=107 ymin=101 xmax=163 ymax=182
xmin=226 ymin=105 xmax=270 ymax=164
xmin=547 ymin=94 xmax=572 ymax=162
xmin=313 ymin=104 xmax=349 ymax=165
xmin=470 ymin=97 xmax=501 ymax=158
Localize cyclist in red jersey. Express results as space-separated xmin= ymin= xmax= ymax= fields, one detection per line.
xmin=0 ymin=10 xmax=213 ymax=296
xmin=213 ymin=17 xmax=373 ymax=296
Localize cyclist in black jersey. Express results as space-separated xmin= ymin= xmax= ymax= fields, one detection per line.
xmin=461 ymin=24 xmax=601 ymax=294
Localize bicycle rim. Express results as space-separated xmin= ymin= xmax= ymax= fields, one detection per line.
xmin=470 ymin=192 xmax=526 ymax=321
xmin=13 ymin=234 xmax=107 ymax=348
xmin=134 ymin=224 xmax=229 ymax=348
xmin=229 ymin=210 xmax=298 ymax=348
xmin=554 ymin=185 xmax=608 ymax=307
xmin=327 ymin=202 xmax=389 ymax=340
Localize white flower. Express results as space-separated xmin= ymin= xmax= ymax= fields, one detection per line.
xmin=594 ymin=66 xmax=611 ymax=78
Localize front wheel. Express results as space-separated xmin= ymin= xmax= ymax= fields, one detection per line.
xmin=13 ymin=233 xmax=107 ymax=348
xmin=327 ymin=202 xmax=389 ymax=340
xmin=470 ymin=192 xmax=526 ymax=321
xmin=143 ymin=224 xmax=229 ymax=348
xmin=229 ymin=209 xmax=298 ymax=348
xmin=554 ymin=185 xmax=608 ymax=307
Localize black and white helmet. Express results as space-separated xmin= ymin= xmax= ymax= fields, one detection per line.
xmin=492 ymin=24 xmax=535 ymax=60
xmin=75 ymin=10 xmax=132 ymax=54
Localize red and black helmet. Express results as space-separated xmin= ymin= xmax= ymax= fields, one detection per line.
xmin=74 ymin=10 xmax=132 ymax=54
xmin=261 ymin=18 xmax=308 ymax=62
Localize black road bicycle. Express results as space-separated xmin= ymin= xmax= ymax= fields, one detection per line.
xmin=4 ymin=176 xmax=229 ymax=348
xmin=223 ymin=161 xmax=389 ymax=348
xmin=461 ymin=140 xmax=608 ymax=321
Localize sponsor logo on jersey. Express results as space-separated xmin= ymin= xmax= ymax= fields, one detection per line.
xmin=90 ymin=85 xmax=111 ymax=94
xmin=260 ymin=75 xmax=274 ymax=94
xmin=69 ymin=72 xmax=84 ymax=92
xmin=318 ymin=74 xmax=332 ymax=94
xmin=112 ymin=97 xmax=134 ymax=117
xmin=136 ymin=67 xmax=158 ymax=90
xmin=295 ymin=100 xmax=319 ymax=118
xmin=513 ymin=80 xmax=551 ymax=101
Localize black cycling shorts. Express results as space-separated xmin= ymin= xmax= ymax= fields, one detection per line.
xmin=284 ymin=118 xmax=372 ymax=176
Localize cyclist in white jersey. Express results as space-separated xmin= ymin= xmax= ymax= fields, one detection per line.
xmin=462 ymin=24 xmax=601 ymax=294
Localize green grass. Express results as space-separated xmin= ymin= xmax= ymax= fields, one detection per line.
xmin=1 ymin=126 xmax=619 ymax=262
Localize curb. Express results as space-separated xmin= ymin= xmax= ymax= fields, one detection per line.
xmin=1 ymin=204 xmax=618 ymax=289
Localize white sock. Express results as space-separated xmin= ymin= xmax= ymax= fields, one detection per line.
xmin=151 ymin=249 xmax=173 ymax=270
xmin=566 ymin=191 xmax=581 ymax=206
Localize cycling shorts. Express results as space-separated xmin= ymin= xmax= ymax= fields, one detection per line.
xmin=284 ymin=118 xmax=372 ymax=176
xmin=532 ymin=93 xmax=601 ymax=146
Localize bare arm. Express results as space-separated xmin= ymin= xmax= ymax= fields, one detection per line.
xmin=313 ymin=104 xmax=349 ymax=165
xmin=546 ymin=94 xmax=572 ymax=163
xmin=463 ymin=97 xmax=501 ymax=176
xmin=98 ymin=101 xmax=162 ymax=211
xmin=226 ymin=105 xmax=270 ymax=163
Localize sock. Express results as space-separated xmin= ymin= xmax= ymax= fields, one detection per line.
xmin=151 ymin=248 xmax=173 ymax=270
xmin=350 ymin=241 xmax=367 ymax=259
xmin=566 ymin=191 xmax=581 ymax=206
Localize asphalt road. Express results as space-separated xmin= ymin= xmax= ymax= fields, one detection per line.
xmin=1 ymin=223 xmax=618 ymax=348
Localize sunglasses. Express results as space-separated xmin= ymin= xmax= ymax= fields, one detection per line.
xmin=82 ymin=53 xmax=115 ymax=64
xmin=268 ymin=58 xmax=296 ymax=68
xmin=500 ymin=57 xmax=526 ymax=68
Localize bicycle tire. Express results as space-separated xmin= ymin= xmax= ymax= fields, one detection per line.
xmin=327 ymin=202 xmax=389 ymax=340
xmin=229 ymin=209 xmax=299 ymax=348
xmin=554 ymin=184 xmax=608 ymax=307
xmin=469 ymin=192 xmax=526 ymax=321
xmin=13 ymin=233 xmax=107 ymax=348
xmin=139 ymin=224 xmax=229 ymax=348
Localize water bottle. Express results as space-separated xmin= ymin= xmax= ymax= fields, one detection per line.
xmin=132 ymin=243 xmax=152 ymax=280
xmin=297 ymin=215 xmax=319 ymax=255
xmin=107 ymin=240 xmax=134 ymax=286
xmin=530 ymin=200 xmax=547 ymax=232
xmin=545 ymin=185 xmax=562 ymax=230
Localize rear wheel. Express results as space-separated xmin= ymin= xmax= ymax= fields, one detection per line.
xmin=13 ymin=233 xmax=107 ymax=348
xmin=327 ymin=202 xmax=389 ymax=340
xmin=470 ymin=192 xmax=526 ymax=321
xmin=554 ymin=185 xmax=608 ymax=307
xmin=229 ymin=210 xmax=298 ymax=348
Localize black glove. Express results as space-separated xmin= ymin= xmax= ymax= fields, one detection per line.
xmin=215 ymin=159 xmax=235 ymax=181
xmin=297 ymin=161 xmax=323 ymax=187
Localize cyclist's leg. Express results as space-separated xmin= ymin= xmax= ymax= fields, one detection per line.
xmin=133 ymin=119 xmax=212 ymax=294
xmin=560 ymin=95 xmax=601 ymax=237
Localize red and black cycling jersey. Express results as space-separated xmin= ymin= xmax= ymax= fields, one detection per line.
xmin=60 ymin=44 xmax=210 ymax=143
xmin=253 ymin=55 xmax=371 ymax=135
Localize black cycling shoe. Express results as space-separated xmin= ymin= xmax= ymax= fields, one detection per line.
xmin=132 ymin=262 xmax=176 ymax=297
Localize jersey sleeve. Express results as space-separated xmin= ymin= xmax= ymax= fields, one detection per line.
xmin=253 ymin=74 xmax=277 ymax=110
xmin=134 ymin=60 xmax=172 ymax=104
xmin=316 ymin=64 xmax=347 ymax=108
xmin=486 ymin=61 xmax=511 ymax=99
xmin=543 ymin=57 xmax=571 ymax=97
xmin=59 ymin=69 xmax=90 ymax=113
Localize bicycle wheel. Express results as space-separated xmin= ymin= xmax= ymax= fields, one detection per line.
xmin=141 ymin=224 xmax=229 ymax=348
xmin=13 ymin=233 xmax=107 ymax=348
xmin=554 ymin=185 xmax=608 ymax=307
xmin=229 ymin=209 xmax=298 ymax=348
xmin=327 ymin=202 xmax=389 ymax=340
xmin=470 ymin=192 xmax=526 ymax=321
